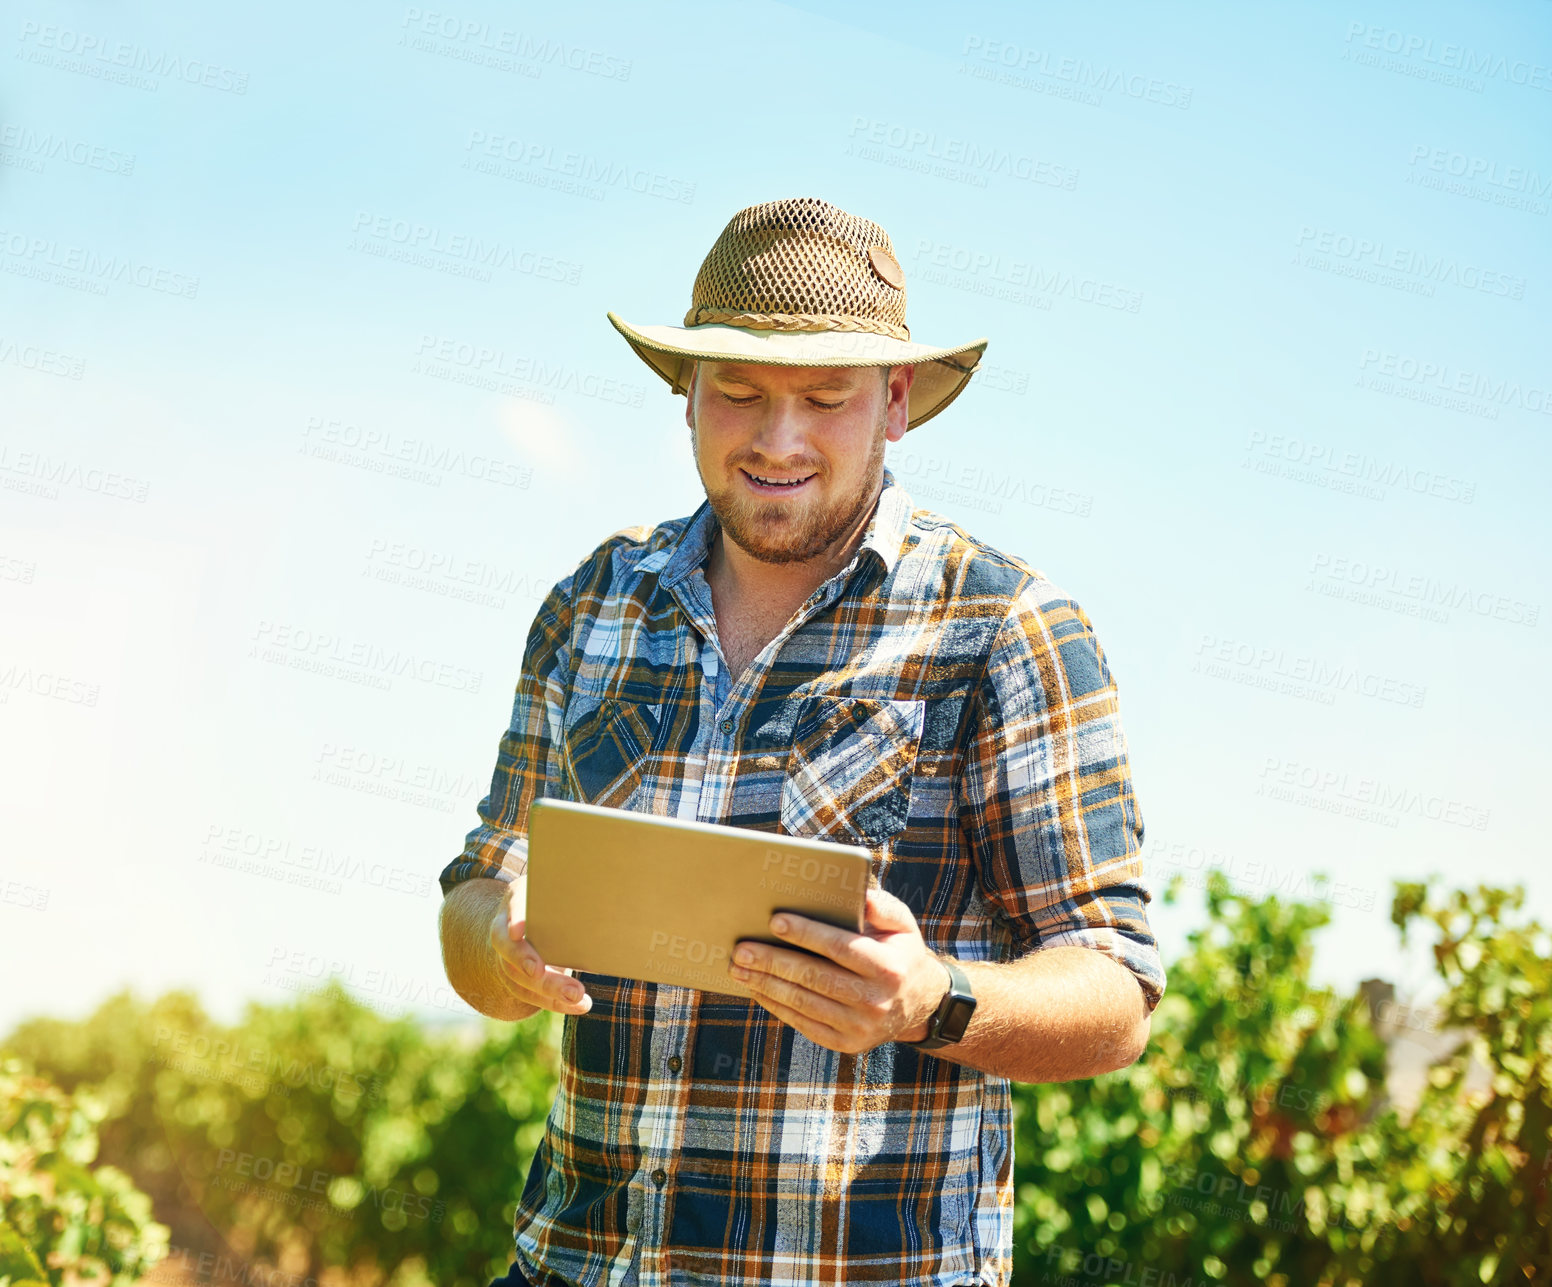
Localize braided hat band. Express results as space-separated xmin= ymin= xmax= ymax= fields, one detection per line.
xmin=609 ymin=196 xmax=988 ymax=431
xmin=683 ymin=308 xmax=910 ymax=340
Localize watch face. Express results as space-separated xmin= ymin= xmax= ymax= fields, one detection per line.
xmin=939 ymin=995 xmax=976 ymax=1043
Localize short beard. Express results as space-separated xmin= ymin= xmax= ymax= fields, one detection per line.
xmin=691 ymin=405 xmax=887 ymax=566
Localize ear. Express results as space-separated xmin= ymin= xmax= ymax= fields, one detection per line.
xmin=683 ymin=362 xmax=698 ymax=429
xmin=884 ymin=365 xmax=916 ymax=443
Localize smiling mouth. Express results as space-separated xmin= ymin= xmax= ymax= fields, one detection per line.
xmin=741 ymin=468 xmax=815 ymax=491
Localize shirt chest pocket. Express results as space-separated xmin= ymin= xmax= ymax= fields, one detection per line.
xmin=780 ymin=696 xmax=924 ymax=846
xmin=562 ymin=696 xmax=661 ymax=811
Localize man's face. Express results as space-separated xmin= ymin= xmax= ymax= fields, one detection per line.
xmin=686 ymin=361 xmax=914 ymax=565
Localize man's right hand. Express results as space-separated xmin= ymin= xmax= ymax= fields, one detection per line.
xmin=489 ymin=881 xmax=593 ymax=1016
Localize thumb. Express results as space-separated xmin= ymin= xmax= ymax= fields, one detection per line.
xmin=505 ymin=883 xmax=527 ymax=940
xmin=863 ymin=885 xmax=918 ymax=935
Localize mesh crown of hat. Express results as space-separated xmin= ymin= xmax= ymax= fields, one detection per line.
xmin=684 ymin=197 xmax=910 ymax=340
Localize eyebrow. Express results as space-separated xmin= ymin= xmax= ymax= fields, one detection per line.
xmin=710 ymin=369 xmax=860 ymax=393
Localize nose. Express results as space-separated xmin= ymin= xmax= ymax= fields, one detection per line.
xmin=748 ymin=396 xmax=809 ymax=465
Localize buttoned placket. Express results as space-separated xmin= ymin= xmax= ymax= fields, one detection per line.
xmin=622 ymin=545 xmax=875 ymax=1287
xmin=675 ymin=547 xmax=874 ymax=820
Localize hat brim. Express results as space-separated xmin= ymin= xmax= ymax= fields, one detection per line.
xmin=607 ymin=312 xmax=988 ymax=431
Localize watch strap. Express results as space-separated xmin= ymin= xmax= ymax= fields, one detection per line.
xmin=911 ymin=956 xmax=976 ymax=1051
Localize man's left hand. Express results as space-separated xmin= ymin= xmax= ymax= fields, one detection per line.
xmin=730 ymin=887 xmax=951 ymax=1054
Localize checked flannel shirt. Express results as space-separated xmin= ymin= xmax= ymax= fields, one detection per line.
xmin=439 ymin=467 xmax=1165 ymax=1287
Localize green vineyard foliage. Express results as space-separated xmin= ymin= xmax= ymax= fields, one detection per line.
xmin=2 ymin=875 xmax=1546 ymax=1286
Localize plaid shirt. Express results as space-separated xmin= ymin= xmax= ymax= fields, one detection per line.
xmin=440 ymin=467 xmax=1164 ymax=1287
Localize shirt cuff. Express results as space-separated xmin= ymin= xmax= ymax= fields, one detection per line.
xmin=438 ymin=830 xmax=529 ymax=899
xmin=1033 ymin=924 xmax=1167 ymax=1016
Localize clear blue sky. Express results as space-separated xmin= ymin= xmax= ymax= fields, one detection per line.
xmin=3 ymin=0 xmax=1549 ymax=1032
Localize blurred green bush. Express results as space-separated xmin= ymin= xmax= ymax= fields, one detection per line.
xmin=2 ymin=876 xmax=1547 ymax=1286
xmin=3 ymin=987 xmax=561 ymax=1287
xmin=0 ymin=1058 xmax=169 ymax=1287
xmin=1014 ymin=875 xmax=1552 ymax=1286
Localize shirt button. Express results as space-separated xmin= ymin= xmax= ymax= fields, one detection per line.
xmin=667 ymin=1055 xmax=682 ymax=1073
xmin=652 ymin=1168 xmax=668 ymax=1187
xmin=719 ymin=718 xmax=734 ymax=735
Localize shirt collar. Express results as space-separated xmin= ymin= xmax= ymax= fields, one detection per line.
xmin=660 ymin=466 xmax=913 ymax=590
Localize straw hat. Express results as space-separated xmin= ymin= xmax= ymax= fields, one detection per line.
xmin=608 ymin=196 xmax=989 ymax=431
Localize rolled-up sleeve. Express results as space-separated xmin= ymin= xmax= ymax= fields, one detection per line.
xmin=438 ymin=572 xmax=575 ymax=898
xmin=958 ymin=581 xmax=1165 ymax=1013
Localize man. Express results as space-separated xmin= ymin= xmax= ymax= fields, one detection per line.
xmin=439 ymin=197 xmax=1164 ymax=1287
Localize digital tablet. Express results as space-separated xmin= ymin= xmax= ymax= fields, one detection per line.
xmin=524 ymin=798 xmax=873 ymax=998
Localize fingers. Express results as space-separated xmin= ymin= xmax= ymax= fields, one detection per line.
xmin=862 ymin=886 xmax=919 ymax=934
xmin=735 ymin=944 xmax=870 ymax=1005
xmin=764 ymin=911 xmax=883 ymax=975
xmin=733 ymin=902 xmax=931 ymax=1053
xmin=733 ymin=949 xmax=858 ymax=1031
xmin=487 ymin=905 xmax=591 ymax=1015
xmin=738 ymin=954 xmax=883 ymax=1056
xmin=747 ymin=990 xmax=848 ymax=1052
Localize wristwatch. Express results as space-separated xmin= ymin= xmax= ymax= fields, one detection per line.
xmin=911 ymin=957 xmax=977 ymax=1050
